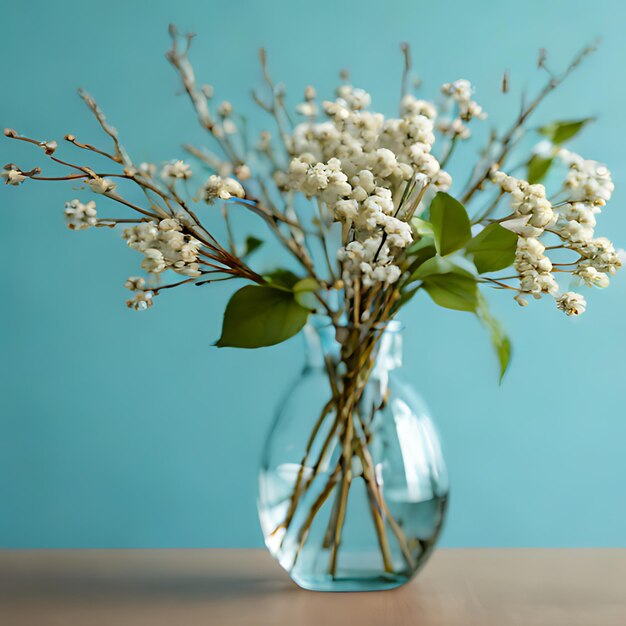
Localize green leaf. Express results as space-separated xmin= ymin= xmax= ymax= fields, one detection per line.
xmin=466 ymin=223 xmax=518 ymax=274
xmin=216 ymin=285 xmax=309 ymax=348
xmin=410 ymin=254 xmax=475 ymax=282
xmin=406 ymin=235 xmax=435 ymax=256
xmin=422 ymin=273 xmax=478 ymax=312
xmin=410 ymin=217 xmax=434 ymax=238
xmin=406 ymin=239 xmax=437 ymax=273
xmin=293 ymin=278 xmax=320 ymax=309
xmin=263 ymin=269 xmax=301 ymax=290
xmin=242 ymin=236 xmax=263 ymax=258
xmin=527 ymin=155 xmax=553 ymax=184
xmin=476 ymin=293 xmax=512 ymax=383
xmin=429 ymin=192 xmax=472 ymax=256
xmin=538 ymin=118 xmax=593 ymax=144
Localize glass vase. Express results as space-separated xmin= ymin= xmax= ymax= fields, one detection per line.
xmin=258 ymin=319 xmax=449 ymax=592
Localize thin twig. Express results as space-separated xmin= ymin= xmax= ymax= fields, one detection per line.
xmin=400 ymin=42 xmax=411 ymax=103
xmin=460 ymin=41 xmax=598 ymax=205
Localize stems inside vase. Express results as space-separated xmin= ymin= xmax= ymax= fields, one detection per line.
xmin=271 ymin=326 xmax=422 ymax=579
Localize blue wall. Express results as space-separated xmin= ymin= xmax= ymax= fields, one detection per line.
xmin=1 ymin=0 xmax=625 ymax=547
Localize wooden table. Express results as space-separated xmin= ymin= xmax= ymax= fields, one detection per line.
xmin=1 ymin=549 xmax=625 ymax=625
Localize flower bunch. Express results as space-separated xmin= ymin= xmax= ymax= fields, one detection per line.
xmin=490 ymin=143 xmax=619 ymax=311
xmin=2 ymin=28 xmax=620 ymax=377
xmin=283 ymin=85 xmax=457 ymax=294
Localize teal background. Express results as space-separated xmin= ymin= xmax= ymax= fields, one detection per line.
xmin=1 ymin=0 xmax=625 ymax=548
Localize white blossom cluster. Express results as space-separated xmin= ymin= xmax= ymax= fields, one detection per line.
xmin=122 ymin=218 xmax=202 ymax=277
xmin=60 ymin=156 xmax=250 ymax=310
xmin=296 ymin=85 xmax=318 ymax=118
xmin=161 ymin=159 xmax=192 ymax=181
xmin=123 ymin=276 xmax=153 ymax=311
xmin=558 ymin=148 xmax=614 ymax=204
xmin=200 ymin=174 xmax=245 ymax=203
xmin=492 ymin=151 xmax=621 ymax=314
xmin=2 ymin=164 xmax=26 ymax=186
xmin=64 ymin=199 xmax=97 ymax=230
xmin=88 ymin=176 xmax=117 ymax=194
xmin=337 ymin=237 xmax=401 ymax=289
xmin=441 ymin=79 xmax=486 ymax=122
xmin=12 ymin=41 xmax=614 ymax=324
xmin=126 ymin=290 xmax=154 ymax=311
xmin=556 ymin=291 xmax=587 ymax=316
xmin=438 ymin=79 xmax=487 ymax=139
xmin=281 ymin=85 xmax=470 ymax=292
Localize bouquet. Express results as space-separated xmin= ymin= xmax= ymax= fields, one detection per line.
xmin=3 ymin=27 xmax=620 ymax=590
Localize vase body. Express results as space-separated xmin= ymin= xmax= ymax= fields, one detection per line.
xmin=258 ymin=321 xmax=449 ymax=592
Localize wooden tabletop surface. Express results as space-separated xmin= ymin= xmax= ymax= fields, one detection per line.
xmin=1 ymin=549 xmax=625 ymax=625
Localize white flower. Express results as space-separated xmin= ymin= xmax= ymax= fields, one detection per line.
xmin=372 ymin=148 xmax=397 ymax=178
xmin=430 ymin=170 xmax=452 ymax=191
xmin=336 ymin=85 xmax=371 ymax=110
xmin=1 ymin=165 xmax=26 ymax=186
xmin=122 ymin=222 xmax=159 ymax=252
xmin=559 ymin=219 xmax=594 ymax=243
xmin=556 ymin=292 xmax=587 ymax=316
xmin=337 ymin=234 xmax=402 ymax=292
xmin=383 ymin=216 xmax=413 ymax=248
xmin=172 ymin=261 xmax=201 ymax=277
xmin=200 ymin=175 xmax=245 ymax=203
xmin=138 ymin=162 xmax=157 ymax=177
xmin=161 ymin=160 xmax=192 ymax=180
xmin=124 ymin=276 xmax=145 ymax=291
xmin=126 ymin=291 xmax=154 ymax=311
xmin=122 ymin=219 xmax=201 ymax=276
xmin=218 ymin=101 xmax=233 ymax=117
xmin=533 ymin=140 xmax=555 ymax=158
xmin=223 ymin=119 xmax=237 ymax=135
xmin=493 ymin=172 xmax=555 ymax=237
xmin=558 ymin=149 xmax=613 ymax=204
xmin=437 ymin=118 xmax=470 ymax=139
xmin=88 ymin=177 xmax=116 ymax=194
xmin=141 ymin=248 xmax=166 ymax=273
xmin=575 ymin=237 xmax=622 ymax=275
xmin=235 ymin=164 xmax=251 ymax=181
xmin=335 ymin=199 xmax=359 ymax=221
xmin=574 ymin=266 xmax=610 ymax=288
xmin=159 ymin=218 xmax=183 ymax=232
xmin=556 ymin=202 xmax=597 ymax=244
xmin=400 ymin=95 xmax=437 ymax=119
xmin=515 ymin=237 xmax=557 ymax=298
xmin=441 ymin=79 xmax=486 ymax=122
xmin=492 ymin=171 xmax=518 ymax=193
xmin=296 ymin=102 xmax=317 ymax=117
xmin=64 ymin=199 xmax=97 ymax=230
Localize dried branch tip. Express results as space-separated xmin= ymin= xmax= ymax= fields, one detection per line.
xmin=501 ymin=70 xmax=509 ymax=94
xmin=537 ymin=48 xmax=547 ymax=68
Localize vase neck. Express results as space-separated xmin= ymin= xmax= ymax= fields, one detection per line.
xmin=303 ymin=318 xmax=403 ymax=373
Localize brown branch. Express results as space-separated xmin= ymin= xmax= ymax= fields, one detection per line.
xmin=400 ymin=42 xmax=411 ymax=102
xmin=77 ymin=89 xmax=130 ymax=167
xmin=65 ymin=134 xmax=120 ymax=163
xmin=166 ymin=25 xmax=242 ymax=166
xmin=460 ymin=41 xmax=598 ymax=205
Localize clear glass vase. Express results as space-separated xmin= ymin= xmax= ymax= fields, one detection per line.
xmin=258 ymin=320 xmax=449 ymax=592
